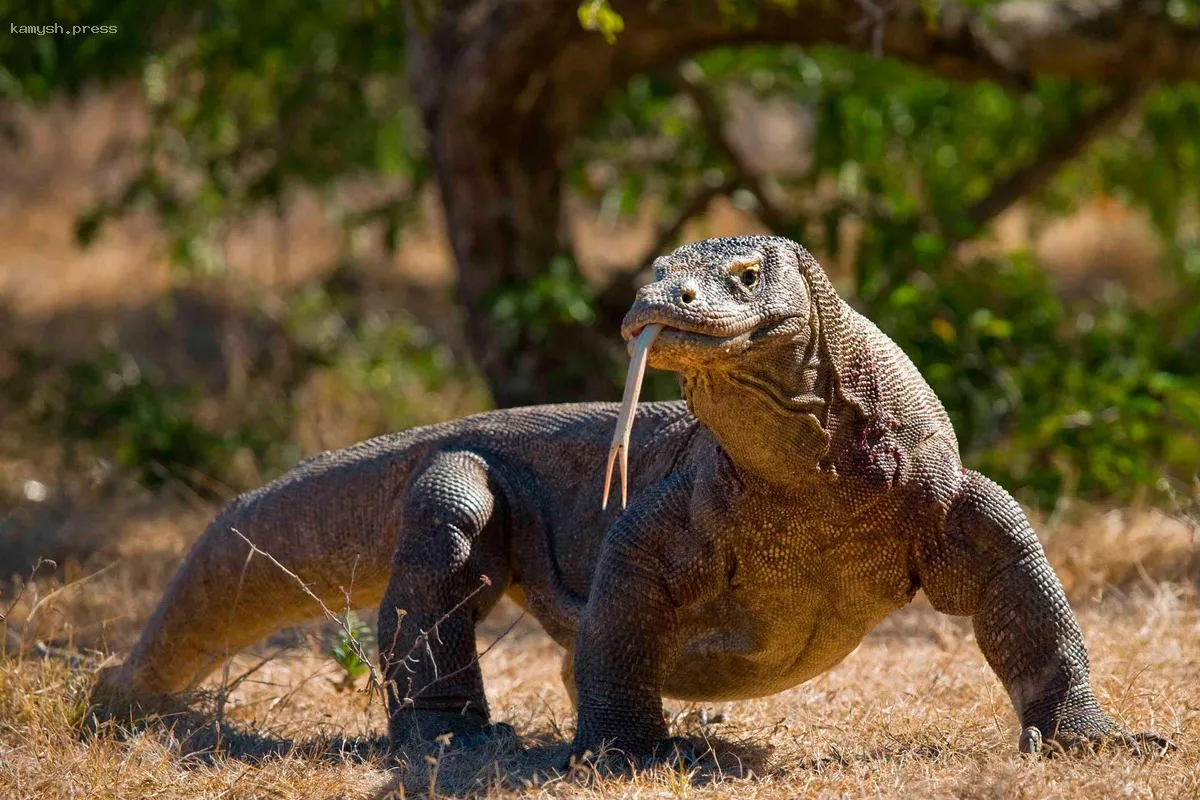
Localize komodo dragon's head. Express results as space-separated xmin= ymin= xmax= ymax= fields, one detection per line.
xmin=601 ymin=235 xmax=861 ymax=507
xmin=620 ymin=235 xmax=831 ymax=372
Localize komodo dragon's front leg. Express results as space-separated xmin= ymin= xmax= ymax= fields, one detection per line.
xmin=377 ymin=449 xmax=513 ymax=748
xmin=915 ymin=470 xmax=1172 ymax=756
xmin=571 ymin=472 xmax=725 ymax=761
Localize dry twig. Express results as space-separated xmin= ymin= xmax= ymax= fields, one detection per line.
xmin=228 ymin=528 xmax=384 ymax=702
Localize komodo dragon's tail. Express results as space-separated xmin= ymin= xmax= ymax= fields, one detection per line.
xmin=92 ymin=436 xmax=424 ymax=711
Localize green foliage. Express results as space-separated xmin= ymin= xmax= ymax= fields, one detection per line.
xmin=329 ymin=612 xmax=376 ymax=683
xmin=4 ymin=0 xmax=424 ymax=279
xmin=774 ymin=51 xmax=1200 ymax=504
xmin=0 ymin=0 xmax=160 ymax=100
xmin=1053 ymin=83 xmax=1200 ymax=239
xmin=488 ymin=255 xmax=597 ymax=346
xmin=285 ymin=276 xmax=491 ymax=431
xmin=577 ymin=0 xmax=624 ymax=43
xmin=873 ymin=253 xmax=1200 ymax=506
xmin=2 ymin=344 xmax=289 ymax=495
xmin=1 ymin=276 xmax=487 ymax=495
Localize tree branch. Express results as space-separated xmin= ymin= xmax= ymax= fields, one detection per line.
xmin=641 ymin=0 xmax=1200 ymax=85
xmin=966 ymin=85 xmax=1149 ymax=231
xmin=673 ymin=62 xmax=791 ymax=233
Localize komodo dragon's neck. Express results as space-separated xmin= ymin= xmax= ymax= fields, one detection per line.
xmin=679 ymin=309 xmax=854 ymax=490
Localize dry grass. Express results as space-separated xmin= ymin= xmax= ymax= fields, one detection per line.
xmin=2 ymin=497 xmax=1198 ymax=799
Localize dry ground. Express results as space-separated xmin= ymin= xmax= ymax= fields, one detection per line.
xmin=1 ymin=498 xmax=1199 ymax=800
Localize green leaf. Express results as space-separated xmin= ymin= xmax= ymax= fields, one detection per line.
xmin=578 ymin=0 xmax=625 ymax=43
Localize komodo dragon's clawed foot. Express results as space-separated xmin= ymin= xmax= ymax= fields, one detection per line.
xmin=565 ymin=736 xmax=712 ymax=776
xmin=390 ymin=709 xmax=521 ymax=752
xmin=448 ymin=722 xmax=520 ymax=751
xmin=1018 ymin=722 xmax=1175 ymax=759
xmin=647 ymin=736 xmax=711 ymax=768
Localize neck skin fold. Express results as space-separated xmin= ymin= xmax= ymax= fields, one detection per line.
xmin=680 ymin=328 xmax=841 ymax=489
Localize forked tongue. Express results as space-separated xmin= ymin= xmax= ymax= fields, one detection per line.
xmin=602 ymin=323 xmax=664 ymax=510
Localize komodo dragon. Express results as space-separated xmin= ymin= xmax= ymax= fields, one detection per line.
xmin=95 ymin=236 xmax=1170 ymax=761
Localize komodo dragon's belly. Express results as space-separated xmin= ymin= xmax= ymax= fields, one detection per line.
xmin=663 ymin=533 xmax=917 ymax=702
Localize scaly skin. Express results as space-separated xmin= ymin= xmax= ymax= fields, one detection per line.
xmin=94 ymin=236 xmax=1170 ymax=762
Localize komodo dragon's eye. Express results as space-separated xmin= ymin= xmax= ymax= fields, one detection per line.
xmin=728 ymin=259 xmax=761 ymax=290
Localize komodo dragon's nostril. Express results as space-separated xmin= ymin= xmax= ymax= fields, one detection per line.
xmin=678 ymin=282 xmax=699 ymax=305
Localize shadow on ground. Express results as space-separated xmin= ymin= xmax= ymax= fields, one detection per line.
xmin=83 ymin=704 xmax=781 ymax=798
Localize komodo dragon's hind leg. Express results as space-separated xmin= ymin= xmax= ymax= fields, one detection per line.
xmin=378 ymin=449 xmax=513 ymax=749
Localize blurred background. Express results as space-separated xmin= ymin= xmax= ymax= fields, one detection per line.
xmin=1 ymin=1 xmax=1199 ymax=625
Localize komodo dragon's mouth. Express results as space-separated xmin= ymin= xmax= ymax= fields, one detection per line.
xmin=602 ymin=316 xmax=802 ymax=510
xmin=600 ymin=318 xmax=768 ymax=510
xmin=622 ymin=319 xmax=758 ymax=350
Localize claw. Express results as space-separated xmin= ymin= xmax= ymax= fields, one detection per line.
xmin=602 ymin=323 xmax=663 ymax=510
xmin=1017 ymin=724 xmax=1176 ymax=759
xmin=1018 ymin=726 xmax=1042 ymax=755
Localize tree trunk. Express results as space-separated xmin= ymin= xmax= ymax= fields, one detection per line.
xmin=407 ymin=2 xmax=628 ymax=407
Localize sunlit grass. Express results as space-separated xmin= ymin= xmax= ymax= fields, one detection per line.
xmin=2 ymin=499 xmax=1197 ymax=798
